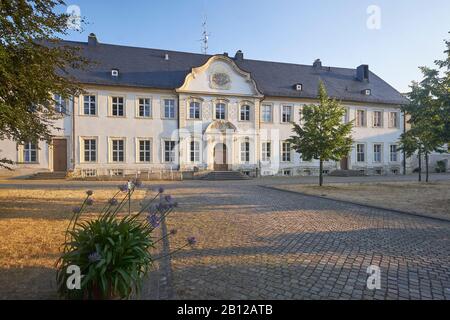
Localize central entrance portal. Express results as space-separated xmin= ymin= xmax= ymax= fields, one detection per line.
xmin=214 ymin=143 xmax=228 ymax=171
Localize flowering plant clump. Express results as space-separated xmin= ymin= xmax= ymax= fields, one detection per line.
xmin=56 ymin=179 xmax=196 ymax=300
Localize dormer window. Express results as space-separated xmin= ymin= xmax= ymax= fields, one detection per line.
xmin=362 ymin=89 xmax=371 ymax=96
xmin=111 ymin=69 xmax=119 ymax=77
xmin=294 ymin=83 xmax=303 ymax=91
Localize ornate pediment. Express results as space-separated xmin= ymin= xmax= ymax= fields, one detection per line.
xmin=205 ymin=120 xmax=237 ymax=134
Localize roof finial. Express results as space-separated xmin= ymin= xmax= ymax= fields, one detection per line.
xmin=199 ymin=14 xmax=210 ymax=54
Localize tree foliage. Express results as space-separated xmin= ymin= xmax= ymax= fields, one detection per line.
xmin=288 ymin=81 xmax=354 ymax=186
xmin=0 ymin=0 xmax=88 ymax=167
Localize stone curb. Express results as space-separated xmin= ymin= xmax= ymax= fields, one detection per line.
xmin=261 ymin=185 xmax=450 ymax=224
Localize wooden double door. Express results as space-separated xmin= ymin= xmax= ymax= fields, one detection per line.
xmin=213 ymin=143 xmax=229 ymax=171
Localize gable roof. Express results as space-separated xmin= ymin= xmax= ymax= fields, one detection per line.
xmin=58 ymin=39 xmax=408 ymax=105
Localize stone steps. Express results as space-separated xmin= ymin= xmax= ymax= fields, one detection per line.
xmin=329 ymin=169 xmax=365 ymax=177
xmin=29 ymin=171 xmax=67 ymax=180
xmin=200 ymin=171 xmax=251 ymax=181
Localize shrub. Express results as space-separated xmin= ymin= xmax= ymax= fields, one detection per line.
xmin=56 ymin=180 xmax=193 ymax=299
xmin=435 ymin=160 xmax=446 ymax=173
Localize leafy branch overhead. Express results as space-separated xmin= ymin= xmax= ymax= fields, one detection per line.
xmin=0 ymin=0 xmax=89 ymax=146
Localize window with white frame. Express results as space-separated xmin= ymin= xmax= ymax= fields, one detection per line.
xmin=189 ymin=101 xmax=200 ymax=119
xmin=190 ymin=140 xmax=200 ymax=162
xmin=23 ymin=142 xmax=38 ymax=163
xmin=261 ymin=104 xmax=272 ymax=122
xmin=240 ymin=140 xmax=250 ymax=163
xmin=262 ymin=142 xmax=271 ymax=162
xmin=373 ymin=111 xmax=383 ymax=127
xmin=356 ymin=144 xmax=365 ymax=162
xmin=373 ymin=144 xmax=382 ymax=162
xmin=138 ymin=98 xmax=152 ymax=118
xmin=111 ymin=139 xmax=125 ymax=162
xmin=163 ymin=99 xmax=175 ymax=119
xmin=390 ymin=144 xmax=398 ymax=162
xmin=343 ymin=108 xmax=349 ymax=123
xmin=164 ymin=140 xmax=176 ymax=163
xmin=54 ymin=94 xmax=66 ymax=113
xmin=82 ymin=138 xmax=96 ymax=162
xmin=389 ymin=112 xmax=399 ymax=128
xmin=111 ymin=97 xmax=125 ymax=117
xmin=83 ymin=95 xmax=96 ymax=115
xmin=356 ymin=110 xmax=366 ymax=127
xmin=281 ymin=105 xmax=292 ymax=123
xmin=138 ymin=139 xmax=152 ymax=162
xmin=215 ymin=102 xmax=226 ymax=120
xmin=240 ymin=105 xmax=250 ymax=121
xmin=282 ymin=142 xmax=291 ymax=162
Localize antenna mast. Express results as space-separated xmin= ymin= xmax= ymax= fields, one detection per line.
xmin=200 ymin=15 xmax=210 ymax=54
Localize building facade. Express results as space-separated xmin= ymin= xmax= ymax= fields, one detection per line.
xmin=0 ymin=34 xmax=413 ymax=178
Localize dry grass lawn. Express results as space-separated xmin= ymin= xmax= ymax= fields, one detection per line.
xmin=274 ymin=180 xmax=450 ymax=220
xmin=0 ymin=188 xmax=147 ymax=299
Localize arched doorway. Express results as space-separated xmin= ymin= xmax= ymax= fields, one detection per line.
xmin=214 ymin=143 xmax=228 ymax=171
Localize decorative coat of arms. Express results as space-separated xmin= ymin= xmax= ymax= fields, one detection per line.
xmin=210 ymin=72 xmax=231 ymax=89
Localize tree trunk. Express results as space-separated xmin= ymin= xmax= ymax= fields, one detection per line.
xmin=418 ymin=150 xmax=422 ymax=182
xmin=425 ymin=152 xmax=429 ymax=183
xmin=319 ymin=159 xmax=323 ymax=187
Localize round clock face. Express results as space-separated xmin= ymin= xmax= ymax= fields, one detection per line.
xmin=211 ymin=72 xmax=231 ymax=87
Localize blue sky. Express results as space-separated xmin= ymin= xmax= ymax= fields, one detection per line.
xmin=62 ymin=0 xmax=450 ymax=93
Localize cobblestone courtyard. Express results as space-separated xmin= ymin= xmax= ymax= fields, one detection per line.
xmin=156 ymin=180 xmax=450 ymax=300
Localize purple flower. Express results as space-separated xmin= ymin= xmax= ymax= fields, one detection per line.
xmin=72 ymin=207 xmax=81 ymax=214
xmin=108 ymin=198 xmax=118 ymax=206
xmin=158 ymin=187 xmax=164 ymax=194
xmin=164 ymin=195 xmax=173 ymax=203
xmin=187 ymin=236 xmax=197 ymax=246
xmin=88 ymin=251 xmax=102 ymax=263
xmin=86 ymin=190 xmax=93 ymax=196
xmin=86 ymin=198 xmax=94 ymax=206
xmin=169 ymin=229 xmax=177 ymax=235
xmin=172 ymin=202 xmax=179 ymax=208
xmin=147 ymin=214 xmax=160 ymax=228
xmin=132 ymin=178 xmax=142 ymax=188
xmin=118 ymin=184 xmax=128 ymax=192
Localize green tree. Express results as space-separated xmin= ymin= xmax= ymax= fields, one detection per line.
xmin=288 ymin=81 xmax=354 ymax=186
xmin=0 ymin=0 xmax=88 ymax=168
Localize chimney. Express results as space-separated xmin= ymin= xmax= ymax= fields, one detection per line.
xmin=234 ymin=50 xmax=244 ymax=61
xmin=88 ymin=33 xmax=98 ymax=46
xmin=313 ymin=59 xmax=322 ymax=68
xmin=223 ymin=52 xmax=229 ymax=57
xmin=356 ymin=64 xmax=369 ymax=82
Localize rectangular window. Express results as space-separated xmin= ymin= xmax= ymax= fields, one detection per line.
xmin=282 ymin=105 xmax=292 ymax=123
xmin=54 ymin=94 xmax=66 ymax=113
xmin=389 ymin=112 xmax=399 ymax=128
xmin=262 ymin=104 xmax=272 ymax=122
xmin=262 ymin=142 xmax=271 ymax=162
xmin=23 ymin=142 xmax=37 ymax=163
xmin=343 ymin=108 xmax=349 ymax=123
xmin=356 ymin=110 xmax=366 ymax=127
xmin=83 ymin=95 xmax=96 ymax=115
xmin=390 ymin=145 xmax=398 ymax=162
xmin=356 ymin=144 xmax=365 ymax=162
xmin=373 ymin=144 xmax=382 ymax=162
xmin=139 ymin=140 xmax=152 ymax=162
xmin=138 ymin=98 xmax=152 ymax=118
xmin=215 ymin=103 xmax=226 ymax=120
xmin=282 ymin=142 xmax=291 ymax=162
xmin=373 ymin=111 xmax=383 ymax=127
xmin=111 ymin=139 xmax=125 ymax=162
xmin=164 ymin=99 xmax=175 ymax=119
xmin=111 ymin=97 xmax=124 ymax=117
xmin=190 ymin=141 xmax=200 ymax=162
xmin=240 ymin=105 xmax=250 ymax=121
xmin=164 ymin=141 xmax=175 ymax=163
xmin=240 ymin=141 xmax=250 ymax=162
xmin=83 ymin=139 xmax=96 ymax=162
xmin=189 ymin=101 xmax=200 ymax=119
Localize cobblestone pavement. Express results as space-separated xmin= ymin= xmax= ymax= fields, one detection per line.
xmin=157 ymin=181 xmax=450 ymax=300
